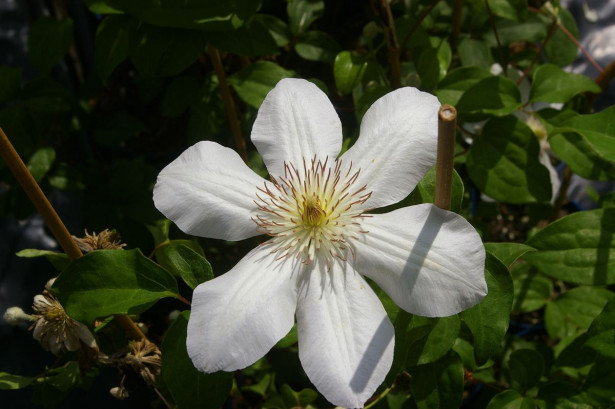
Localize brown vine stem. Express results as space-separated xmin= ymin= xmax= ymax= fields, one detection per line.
xmin=401 ymin=0 xmax=442 ymax=50
xmin=450 ymin=0 xmax=463 ymax=49
xmin=208 ymin=45 xmax=248 ymax=162
xmin=0 ymin=127 xmax=146 ymax=341
xmin=485 ymin=0 xmax=507 ymax=76
xmin=596 ymin=60 xmax=615 ymax=91
xmin=378 ymin=0 xmax=402 ymax=89
xmin=434 ymin=105 xmax=457 ymax=211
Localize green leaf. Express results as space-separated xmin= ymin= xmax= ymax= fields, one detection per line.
xmin=511 ymin=263 xmax=552 ymax=313
xmin=463 ymin=253 xmax=513 ymax=365
xmin=0 ymin=66 xmax=21 ymax=104
xmin=27 ymin=17 xmax=73 ymax=74
xmin=525 ymin=209 xmax=615 ymax=284
xmin=467 ymin=115 xmax=552 ymax=203
xmin=408 ymin=166 xmax=464 ymax=213
xmin=457 ymin=38 xmax=493 ymax=69
xmin=484 ymin=15 xmax=546 ymax=46
xmin=544 ymin=286 xmax=614 ymax=340
xmin=484 ymin=242 xmax=536 ymax=267
xmin=537 ymin=381 xmax=598 ymax=409
xmin=83 ymin=0 xmax=123 ymax=14
xmin=92 ymin=111 xmax=147 ymax=148
xmin=161 ymin=76 xmax=203 ymax=118
xmin=406 ymin=315 xmax=461 ymax=366
xmin=408 ymin=351 xmax=464 ymax=409
xmin=549 ymin=106 xmax=615 ymax=181
xmin=287 ymin=0 xmax=324 ymax=35
xmin=434 ymin=66 xmax=492 ymax=106
xmin=0 ymin=372 xmax=35 ymax=390
xmin=509 ymin=349 xmax=544 ymax=392
xmin=252 ymin=14 xmax=290 ymax=47
xmin=207 ymin=18 xmax=279 ymax=57
xmin=130 ymin=23 xmax=207 ymax=78
xmin=53 ymin=249 xmax=178 ymax=324
xmin=16 ymin=249 xmax=70 ymax=271
xmin=162 ymin=311 xmax=233 ymax=409
xmin=529 ymin=64 xmax=600 ymax=103
xmin=456 ymin=76 xmax=522 ymax=119
xmin=333 ymin=51 xmax=368 ymax=95
xmin=105 ymin=0 xmax=260 ymax=31
xmin=583 ymin=298 xmax=615 ymax=359
xmin=295 ymin=30 xmax=341 ymax=63
xmin=94 ymin=15 xmax=135 ymax=83
xmin=584 ymin=357 xmax=615 ymax=399
xmin=20 ymin=78 xmax=72 ymax=113
xmin=27 ymin=147 xmax=56 ymax=182
xmin=155 ymin=243 xmax=213 ymax=289
xmin=487 ymin=390 xmax=536 ymax=409
xmin=545 ymin=8 xmax=579 ymax=67
xmin=228 ymin=61 xmax=295 ymax=108
xmin=487 ymin=0 xmax=528 ymax=21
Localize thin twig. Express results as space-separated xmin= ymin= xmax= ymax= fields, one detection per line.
xmin=0 ymin=127 xmax=147 ymax=341
xmin=528 ymin=6 xmax=603 ymax=74
xmin=434 ymin=105 xmax=457 ymax=211
xmin=378 ymin=0 xmax=402 ymax=89
xmin=485 ymin=0 xmax=507 ymax=76
xmin=401 ymin=0 xmax=442 ymax=50
xmin=208 ymin=45 xmax=248 ymax=162
xmin=517 ymin=18 xmax=559 ymax=85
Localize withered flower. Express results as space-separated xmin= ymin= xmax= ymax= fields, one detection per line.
xmin=72 ymin=229 xmax=126 ymax=253
xmin=31 ymin=291 xmax=97 ymax=355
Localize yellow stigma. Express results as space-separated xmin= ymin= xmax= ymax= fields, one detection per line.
xmin=252 ymin=156 xmax=371 ymax=267
xmin=303 ymin=195 xmax=326 ymax=227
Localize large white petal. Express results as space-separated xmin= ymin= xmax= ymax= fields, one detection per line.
xmin=153 ymin=141 xmax=265 ymax=241
xmin=352 ymin=204 xmax=487 ymax=317
xmin=187 ymin=246 xmax=300 ymax=372
xmin=296 ymin=262 xmax=394 ymax=408
xmin=251 ymin=78 xmax=343 ymax=179
xmin=340 ymin=87 xmax=440 ymax=208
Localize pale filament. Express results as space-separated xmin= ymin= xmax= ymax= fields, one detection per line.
xmin=252 ymin=156 xmax=372 ymax=268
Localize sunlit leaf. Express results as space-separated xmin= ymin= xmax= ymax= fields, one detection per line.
xmin=53 ymin=249 xmax=178 ymax=324
xmin=525 ymin=209 xmax=615 ymax=284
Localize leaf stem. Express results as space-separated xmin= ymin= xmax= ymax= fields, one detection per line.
xmin=596 ymin=60 xmax=615 ymax=91
xmin=0 ymin=127 xmax=147 ymax=341
xmin=208 ymin=45 xmax=248 ymax=162
xmin=365 ymin=385 xmax=393 ymax=409
xmin=435 ymin=105 xmax=457 ymax=211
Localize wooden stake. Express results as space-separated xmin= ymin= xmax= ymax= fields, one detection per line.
xmin=434 ymin=105 xmax=457 ymax=211
xmin=0 ymin=127 xmax=145 ymax=340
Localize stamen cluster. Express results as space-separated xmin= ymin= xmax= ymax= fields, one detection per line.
xmin=253 ymin=156 xmax=371 ymax=267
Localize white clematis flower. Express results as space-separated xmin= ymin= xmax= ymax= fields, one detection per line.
xmin=153 ymin=79 xmax=487 ymax=408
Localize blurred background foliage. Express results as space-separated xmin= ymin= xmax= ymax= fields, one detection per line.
xmin=1 ymin=0 xmax=615 ymax=408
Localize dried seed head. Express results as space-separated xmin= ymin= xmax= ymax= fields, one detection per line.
xmin=125 ymin=339 xmax=162 ymax=386
xmin=72 ymin=229 xmax=126 ymax=253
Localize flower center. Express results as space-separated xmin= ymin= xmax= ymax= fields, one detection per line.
xmin=253 ymin=156 xmax=371 ymax=267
